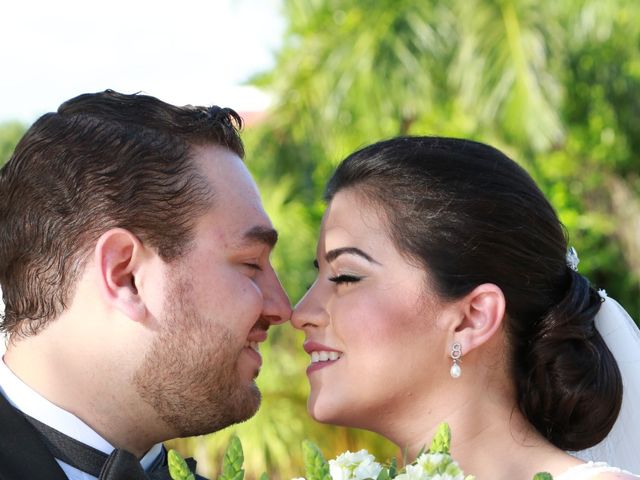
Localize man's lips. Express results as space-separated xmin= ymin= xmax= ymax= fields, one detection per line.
xmin=243 ymin=330 xmax=268 ymax=366
xmin=247 ymin=328 xmax=268 ymax=344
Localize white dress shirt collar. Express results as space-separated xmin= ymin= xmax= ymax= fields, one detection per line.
xmin=0 ymin=356 xmax=162 ymax=477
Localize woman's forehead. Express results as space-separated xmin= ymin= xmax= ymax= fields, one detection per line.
xmin=319 ymin=191 xmax=399 ymax=265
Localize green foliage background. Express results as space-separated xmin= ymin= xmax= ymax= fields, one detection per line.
xmin=1 ymin=0 xmax=639 ymax=477
xmin=178 ymin=0 xmax=640 ymax=476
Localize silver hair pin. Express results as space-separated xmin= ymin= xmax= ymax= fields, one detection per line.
xmin=566 ymin=246 xmax=580 ymax=271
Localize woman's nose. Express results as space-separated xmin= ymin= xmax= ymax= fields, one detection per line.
xmin=291 ymin=282 xmax=328 ymax=330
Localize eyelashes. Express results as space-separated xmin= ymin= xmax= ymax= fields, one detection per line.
xmin=315 ymin=257 xmax=364 ymax=285
xmin=328 ymin=274 xmax=362 ymax=285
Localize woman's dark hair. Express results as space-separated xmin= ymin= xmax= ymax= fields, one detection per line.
xmin=325 ymin=136 xmax=622 ymax=451
xmin=0 ymin=90 xmax=244 ymax=337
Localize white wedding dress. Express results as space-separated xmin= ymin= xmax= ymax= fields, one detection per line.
xmin=557 ymin=462 xmax=640 ymax=479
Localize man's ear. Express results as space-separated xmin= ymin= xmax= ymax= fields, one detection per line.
xmin=448 ymin=283 xmax=506 ymax=356
xmin=94 ymin=228 xmax=148 ymax=322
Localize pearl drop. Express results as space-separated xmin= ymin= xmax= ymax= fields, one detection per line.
xmin=450 ymin=363 xmax=461 ymax=378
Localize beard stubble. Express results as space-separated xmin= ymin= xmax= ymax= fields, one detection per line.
xmin=133 ymin=271 xmax=261 ymax=438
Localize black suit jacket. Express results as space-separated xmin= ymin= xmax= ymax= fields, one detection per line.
xmin=0 ymin=391 xmax=209 ymax=480
xmin=0 ymin=390 xmax=68 ymax=479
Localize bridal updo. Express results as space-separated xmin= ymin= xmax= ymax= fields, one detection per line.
xmin=324 ymin=136 xmax=622 ymax=450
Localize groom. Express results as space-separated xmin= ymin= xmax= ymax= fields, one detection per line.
xmin=0 ymin=90 xmax=291 ymax=479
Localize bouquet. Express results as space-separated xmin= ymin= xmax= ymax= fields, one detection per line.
xmin=167 ymin=423 xmax=553 ymax=480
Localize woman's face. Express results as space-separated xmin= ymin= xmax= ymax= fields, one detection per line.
xmin=291 ymin=189 xmax=451 ymax=431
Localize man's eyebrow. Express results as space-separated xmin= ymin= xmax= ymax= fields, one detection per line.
xmin=242 ymin=226 xmax=279 ymax=248
xmin=325 ymin=247 xmax=380 ymax=264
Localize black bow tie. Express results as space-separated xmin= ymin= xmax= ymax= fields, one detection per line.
xmin=21 ymin=412 xmax=198 ymax=479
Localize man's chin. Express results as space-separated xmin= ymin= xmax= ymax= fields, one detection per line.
xmin=225 ymin=383 xmax=261 ymax=426
xmin=185 ymin=384 xmax=262 ymax=437
xmin=239 ymin=382 xmax=261 ymax=415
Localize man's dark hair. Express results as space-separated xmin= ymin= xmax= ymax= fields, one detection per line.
xmin=0 ymin=90 xmax=244 ymax=336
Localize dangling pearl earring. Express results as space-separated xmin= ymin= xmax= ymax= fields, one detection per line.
xmin=450 ymin=342 xmax=462 ymax=378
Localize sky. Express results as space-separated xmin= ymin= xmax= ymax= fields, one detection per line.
xmin=0 ymin=0 xmax=285 ymax=123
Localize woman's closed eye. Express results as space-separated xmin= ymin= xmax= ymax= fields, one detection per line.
xmin=328 ymin=274 xmax=362 ymax=285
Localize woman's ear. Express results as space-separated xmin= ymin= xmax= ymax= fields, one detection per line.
xmin=94 ymin=228 xmax=148 ymax=322
xmin=448 ymin=283 xmax=506 ymax=356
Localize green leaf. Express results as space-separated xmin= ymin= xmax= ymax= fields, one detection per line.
xmin=259 ymin=473 xmax=269 ymax=480
xmin=168 ymin=449 xmax=196 ymax=480
xmin=376 ymin=468 xmax=390 ymax=480
xmin=429 ymin=423 xmax=451 ymax=454
xmin=388 ymin=457 xmax=397 ymax=478
xmin=219 ymin=436 xmax=245 ymax=480
xmin=533 ymin=473 xmax=553 ymax=480
xmin=302 ymin=440 xmax=331 ymax=480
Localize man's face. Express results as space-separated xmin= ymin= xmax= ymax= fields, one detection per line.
xmin=133 ymin=145 xmax=291 ymax=437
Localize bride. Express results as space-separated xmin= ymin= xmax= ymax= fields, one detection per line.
xmin=291 ymin=137 xmax=639 ymax=479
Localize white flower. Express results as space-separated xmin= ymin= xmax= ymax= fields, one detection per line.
xmin=395 ymin=464 xmax=430 ymax=480
xmin=413 ymin=453 xmax=465 ymax=480
xmin=353 ymin=459 xmax=383 ymax=480
xmin=416 ymin=453 xmax=448 ymax=469
xmin=333 ymin=450 xmax=374 ymax=465
xmin=329 ymin=450 xmax=383 ymax=480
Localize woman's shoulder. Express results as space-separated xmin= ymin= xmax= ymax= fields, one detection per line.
xmin=556 ymin=462 xmax=640 ymax=480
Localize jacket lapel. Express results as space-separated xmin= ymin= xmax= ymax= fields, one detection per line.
xmin=0 ymin=391 xmax=69 ymax=480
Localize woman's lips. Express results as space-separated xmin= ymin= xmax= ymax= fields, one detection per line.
xmin=303 ymin=341 xmax=343 ymax=373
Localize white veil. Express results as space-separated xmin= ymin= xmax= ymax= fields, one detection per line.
xmin=573 ymin=290 xmax=640 ymax=474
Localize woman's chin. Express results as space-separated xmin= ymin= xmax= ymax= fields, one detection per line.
xmin=307 ymin=396 xmax=358 ymax=427
xmin=307 ymin=396 xmax=338 ymax=424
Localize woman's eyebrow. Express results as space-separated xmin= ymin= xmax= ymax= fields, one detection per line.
xmin=325 ymin=247 xmax=380 ymax=265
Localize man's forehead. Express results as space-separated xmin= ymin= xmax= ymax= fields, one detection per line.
xmin=194 ymin=145 xmax=277 ymax=248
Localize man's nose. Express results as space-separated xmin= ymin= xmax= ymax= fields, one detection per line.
xmin=262 ymin=270 xmax=292 ymax=325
